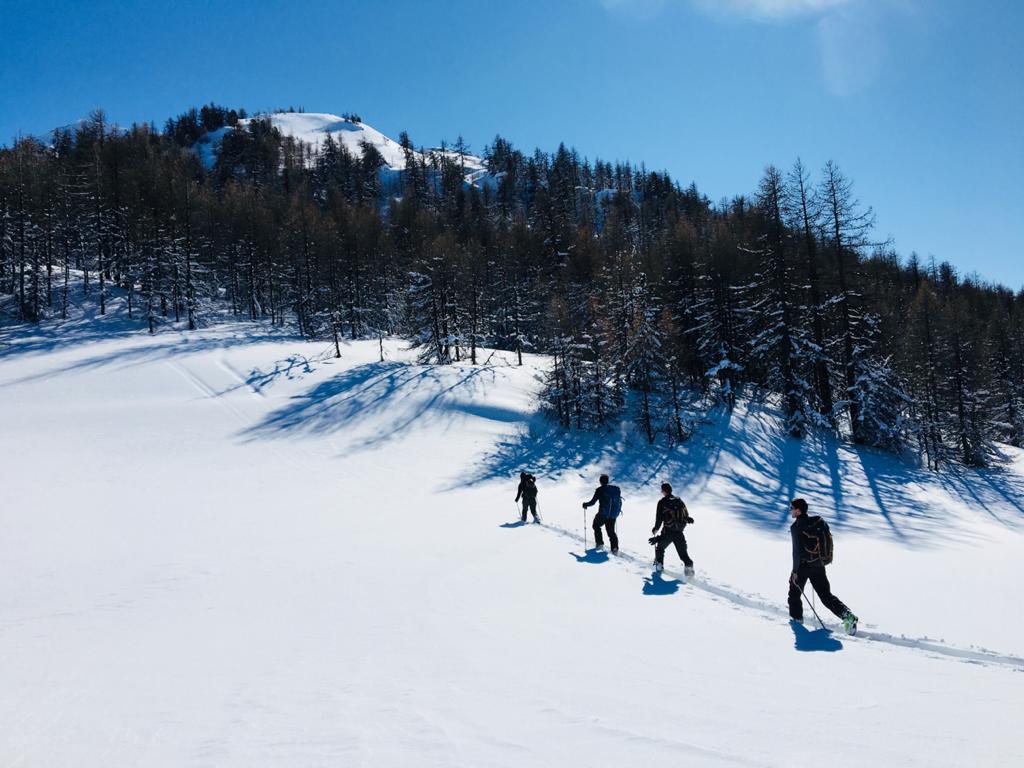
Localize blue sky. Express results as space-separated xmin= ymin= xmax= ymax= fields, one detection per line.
xmin=1 ymin=0 xmax=1021 ymax=288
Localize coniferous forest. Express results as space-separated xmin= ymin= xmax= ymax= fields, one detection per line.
xmin=2 ymin=105 xmax=1022 ymax=469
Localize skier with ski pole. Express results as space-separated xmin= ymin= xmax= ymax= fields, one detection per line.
xmin=514 ymin=472 xmax=540 ymax=523
xmin=582 ymin=474 xmax=621 ymax=554
xmin=787 ymin=498 xmax=859 ymax=635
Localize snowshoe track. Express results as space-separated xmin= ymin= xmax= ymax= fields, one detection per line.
xmin=539 ymin=520 xmax=1024 ymax=670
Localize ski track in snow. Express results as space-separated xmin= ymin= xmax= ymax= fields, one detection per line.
xmin=166 ymin=357 xmax=315 ymax=473
xmin=167 ymin=359 xmax=250 ymax=426
xmin=535 ymin=520 xmax=1024 ymax=670
xmin=217 ymin=357 xmax=266 ymax=400
xmin=587 ymin=722 xmax=765 ymax=766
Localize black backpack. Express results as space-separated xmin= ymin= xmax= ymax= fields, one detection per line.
xmin=800 ymin=516 xmax=834 ymax=565
xmin=523 ymin=475 xmax=538 ymax=499
xmin=664 ymin=496 xmax=691 ymax=529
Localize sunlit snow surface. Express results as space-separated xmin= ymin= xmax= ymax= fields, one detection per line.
xmin=195 ymin=111 xmax=489 ymax=185
xmin=1 ymin=288 xmax=1022 ymax=767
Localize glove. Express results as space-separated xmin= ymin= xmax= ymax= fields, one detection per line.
xmin=686 ymin=516 xmax=695 ymax=524
xmin=648 ymin=536 xmax=660 ymax=546
xmin=790 ymin=572 xmax=799 ymax=586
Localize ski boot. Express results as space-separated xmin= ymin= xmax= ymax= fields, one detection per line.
xmin=842 ymin=612 xmax=859 ymax=635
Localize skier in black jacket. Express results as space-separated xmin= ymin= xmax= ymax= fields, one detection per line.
xmin=515 ymin=472 xmax=540 ymax=523
xmin=788 ymin=498 xmax=859 ymax=634
xmin=650 ymin=482 xmax=694 ymax=576
xmin=582 ymin=474 xmax=621 ymax=553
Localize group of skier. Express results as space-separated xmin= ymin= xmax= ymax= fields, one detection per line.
xmin=514 ymin=472 xmax=859 ymax=635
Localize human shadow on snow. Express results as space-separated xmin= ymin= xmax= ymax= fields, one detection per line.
xmin=643 ymin=570 xmax=681 ymax=596
xmin=790 ymin=620 xmax=843 ymax=652
xmin=571 ymin=550 xmax=609 ymax=565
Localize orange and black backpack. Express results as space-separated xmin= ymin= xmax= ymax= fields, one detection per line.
xmin=801 ymin=515 xmax=834 ymax=565
xmin=664 ymin=496 xmax=692 ymax=530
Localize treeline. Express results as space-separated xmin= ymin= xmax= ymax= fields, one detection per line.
xmin=1 ymin=106 xmax=1022 ymax=468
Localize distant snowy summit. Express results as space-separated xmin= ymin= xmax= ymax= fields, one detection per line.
xmin=195 ymin=111 xmax=491 ymax=187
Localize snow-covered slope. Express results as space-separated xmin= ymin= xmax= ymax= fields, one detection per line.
xmin=195 ymin=111 xmax=489 ymax=184
xmin=1 ymin=292 xmax=1023 ymax=766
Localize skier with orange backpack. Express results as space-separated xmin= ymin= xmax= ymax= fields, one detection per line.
xmin=787 ymin=498 xmax=859 ymax=634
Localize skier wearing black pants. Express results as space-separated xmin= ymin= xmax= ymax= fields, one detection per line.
xmin=515 ymin=472 xmax=540 ymax=523
xmin=582 ymin=474 xmax=621 ymax=553
xmin=787 ymin=498 xmax=859 ymax=634
xmin=650 ymin=483 xmax=694 ymax=576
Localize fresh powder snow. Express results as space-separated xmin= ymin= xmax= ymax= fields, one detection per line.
xmin=1 ymin=287 xmax=1022 ymax=767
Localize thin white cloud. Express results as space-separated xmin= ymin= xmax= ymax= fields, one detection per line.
xmin=602 ymin=0 xmax=918 ymax=96
xmin=816 ymin=2 xmax=885 ymax=95
xmin=815 ymin=0 xmax=920 ymax=95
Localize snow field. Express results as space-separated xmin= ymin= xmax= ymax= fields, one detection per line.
xmin=1 ymin=316 xmax=1022 ymax=767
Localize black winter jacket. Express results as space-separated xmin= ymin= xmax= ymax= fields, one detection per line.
xmin=653 ymin=494 xmax=692 ymax=532
xmin=790 ymin=513 xmax=825 ymax=571
xmin=584 ymin=485 xmax=621 ymax=517
xmin=515 ymin=477 xmax=538 ymax=502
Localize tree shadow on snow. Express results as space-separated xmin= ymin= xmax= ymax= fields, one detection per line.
xmin=241 ymin=360 xmax=517 ymax=454
xmin=453 ymin=398 xmax=1024 ymax=547
xmin=790 ymin=620 xmax=843 ymax=652
xmin=0 ymin=279 xmax=305 ymax=378
xmin=0 ymin=316 xmax=307 ymax=390
xmin=642 ymin=570 xmax=681 ymax=596
xmin=233 ymin=347 xmax=1024 ymax=548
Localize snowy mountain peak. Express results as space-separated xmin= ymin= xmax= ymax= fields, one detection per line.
xmin=195 ymin=111 xmax=488 ymax=183
xmin=254 ymin=111 xmax=409 ymax=168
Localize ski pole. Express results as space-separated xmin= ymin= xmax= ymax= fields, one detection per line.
xmin=800 ymin=585 xmax=827 ymax=630
xmin=583 ymin=507 xmax=587 ymax=551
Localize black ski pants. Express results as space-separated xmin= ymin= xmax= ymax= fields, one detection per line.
xmin=592 ymin=512 xmax=618 ymax=551
xmin=788 ymin=563 xmax=852 ymax=620
xmin=654 ymin=528 xmax=692 ymax=567
xmin=521 ymin=498 xmax=538 ymax=521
